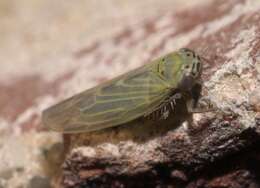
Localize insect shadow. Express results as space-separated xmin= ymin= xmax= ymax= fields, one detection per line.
xmin=66 ymin=97 xmax=192 ymax=148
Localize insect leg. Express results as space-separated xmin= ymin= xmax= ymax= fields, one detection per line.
xmin=187 ymin=96 xmax=217 ymax=113
xmin=144 ymin=93 xmax=182 ymax=120
xmin=170 ymin=101 xmax=174 ymax=110
xmin=167 ymin=93 xmax=181 ymax=111
xmin=169 ymin=93 xmax=182 ymax=101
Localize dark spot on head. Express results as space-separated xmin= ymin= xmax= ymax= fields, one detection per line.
xmin=185 ymin=65 xmax=189 ymax=69
xmin=192 ymin=63 xmax=195 ymax=72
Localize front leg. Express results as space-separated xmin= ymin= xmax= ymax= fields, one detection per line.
xmin=187 ymin=82 xmax=216 ymax=113
xmin=186 ymin=96 xmax=216 ymax=113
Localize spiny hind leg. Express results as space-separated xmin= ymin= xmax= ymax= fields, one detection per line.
xmin=144 ymin=93 xmax=182 ymax=120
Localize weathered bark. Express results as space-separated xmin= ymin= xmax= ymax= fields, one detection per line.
xmin=60 ymin=0 xmax=260 ymax=187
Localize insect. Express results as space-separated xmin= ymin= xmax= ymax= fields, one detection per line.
xmin=42 ymin=48 xmax=208 ymax=133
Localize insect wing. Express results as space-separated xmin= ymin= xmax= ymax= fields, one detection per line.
xmin=42 ymin=64 xmax=171 ymax=133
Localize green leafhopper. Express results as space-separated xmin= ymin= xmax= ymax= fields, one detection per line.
xmin=42 ymin=48 xmax=206 ymax=133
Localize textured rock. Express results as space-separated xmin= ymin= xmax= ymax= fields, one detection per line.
xmin=60 ymin=0 xmax=260 ymax=187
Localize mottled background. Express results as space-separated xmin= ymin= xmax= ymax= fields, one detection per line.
xmin=0 ymin=0 xmax=260 ymax=188
xmin=0 ymin=1 xmax=207 ymax=187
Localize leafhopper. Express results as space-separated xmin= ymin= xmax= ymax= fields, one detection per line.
xmin=42 ymin=48 xmax=208 ymax=133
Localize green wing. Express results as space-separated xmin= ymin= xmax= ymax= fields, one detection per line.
xmin=42 ymin=64 xmax=172 ymax=133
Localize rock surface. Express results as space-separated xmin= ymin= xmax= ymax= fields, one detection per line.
xmin=61 ymin=0 xmax=260 ymax=187
xmin=1 ymin=0 xmax=260 ymax=188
